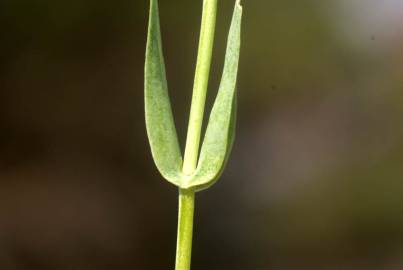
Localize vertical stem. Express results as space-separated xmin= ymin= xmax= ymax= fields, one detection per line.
xmin=183 ymin=0 xmax=218 ymax=175
xmin=175 ymin=189 xmax=195 ymax=270
xmin=176 ymin=1 xmax=217 ymax=270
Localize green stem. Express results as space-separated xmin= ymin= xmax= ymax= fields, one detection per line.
xmin=183 ymin=0 xmax=217 ymax=175
xmin=175 ymin=1 xmax=217 ymax=270
xmin=175 ymin=189 xmax=195 ymax=270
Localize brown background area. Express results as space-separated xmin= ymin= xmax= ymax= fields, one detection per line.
xmin=1 ymin=0 xmax=403 ymax=269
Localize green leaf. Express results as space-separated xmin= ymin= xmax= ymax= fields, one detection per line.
xmin=184 ymin=1 xmax=243 ymax=190
xmin=144 ymin=0 xmax=184 ymax=186
xmin=145 ymin=0 xmax=242 ymax=191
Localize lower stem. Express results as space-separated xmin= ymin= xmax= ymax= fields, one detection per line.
xmin=175 ymin=188 xmax=195 ymax=270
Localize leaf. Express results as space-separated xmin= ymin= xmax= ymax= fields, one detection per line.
xmin=184 ymin=1 xmax=243 ymax=190
xmin=144 ymin=0 xmax=243 ymax=191
xmin=144 ymin=0 xmax=184 ymax=186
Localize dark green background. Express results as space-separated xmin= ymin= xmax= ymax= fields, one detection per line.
xmin=1 ymin=0 xmax=403 ymax=269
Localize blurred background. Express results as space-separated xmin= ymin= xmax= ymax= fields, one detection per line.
xmin=1 ymin=0 xmax=403 ymax=269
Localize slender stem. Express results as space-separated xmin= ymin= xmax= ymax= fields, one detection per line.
xmin=175 ymin=1 xmax=217 ymax=269
xmin=175 ymin=189 xmax=195 ymax=270
xmin=183 ymin=0 xmax=217 ymax=175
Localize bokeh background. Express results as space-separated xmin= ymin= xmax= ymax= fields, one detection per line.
xmin=1 ymin=0 xmax=403 ymax=269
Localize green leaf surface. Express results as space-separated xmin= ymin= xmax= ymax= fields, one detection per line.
xmin=144 ymin=0 xmax=184 ymax=186
xmin=145 ymin=0 xmax=242 ymax=191
xmin=184 ymin=1 xmax=242 ymax=190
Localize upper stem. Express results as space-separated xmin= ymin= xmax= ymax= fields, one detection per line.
xmin=175 ymin=1 xmax=218 ymax=270
xmin=183 ymin=0 xmax=218 ymax=175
